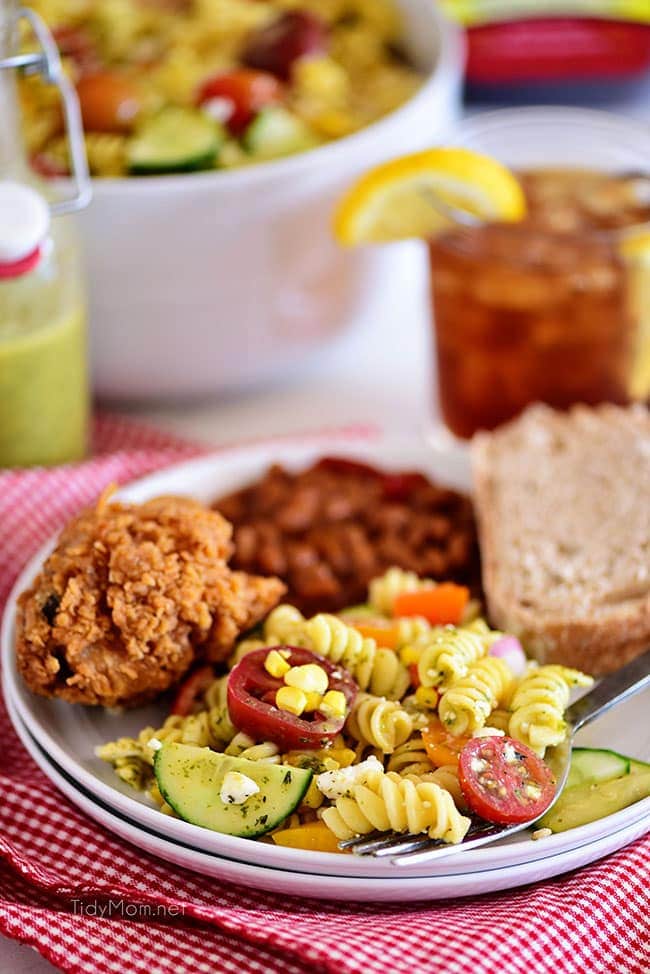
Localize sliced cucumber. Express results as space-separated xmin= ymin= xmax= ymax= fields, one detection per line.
xmin=243 ymin=106 xmax=320 ymax=161
xmin=566 ymin=748 xmax=630 ymax=789
xmin=154 ymin=742 xmax=312 ymax=838
xmin=128 ymin=108 xmax=224 ymax=175
xmin=537 ymin=771 xmax=650 ymax=833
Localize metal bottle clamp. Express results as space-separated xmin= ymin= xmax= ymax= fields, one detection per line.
xmin=0 ymin=6 xmax=91 ymax=215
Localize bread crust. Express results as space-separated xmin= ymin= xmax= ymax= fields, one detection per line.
xmin=471 ymin=404 xmax=650 ymax=676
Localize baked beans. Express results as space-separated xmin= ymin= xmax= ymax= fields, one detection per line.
xmin=214 ymin=457 xmax=481 ymax=615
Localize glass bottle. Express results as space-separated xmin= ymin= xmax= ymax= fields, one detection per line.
xmin=0 ymin=3 xmax=91 ymax=467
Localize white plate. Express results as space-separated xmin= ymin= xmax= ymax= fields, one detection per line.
xmin=3 ymin=436 xmax=649 ymax=890
xmin=7 ymin=692 xmax=649 ymax=903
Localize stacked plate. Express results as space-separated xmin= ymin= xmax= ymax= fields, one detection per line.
xmin=3 ymin=437 xmax=649 ymax=902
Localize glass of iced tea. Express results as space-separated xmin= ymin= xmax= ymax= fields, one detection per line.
xmin=428 ymin=108 xmax=650 ymax=439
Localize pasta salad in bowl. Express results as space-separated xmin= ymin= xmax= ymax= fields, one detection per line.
xmin=23 ymin=0 xmax=424 ymax=177
xmin=16 ymin=1 xmax=463 ymax=401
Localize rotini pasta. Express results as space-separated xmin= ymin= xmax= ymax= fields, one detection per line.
xmin=508 ymin=665 xmax=594 ymax=755
xmin=97 ymin=710 xmax=215 ymax=772
xmin=225 ymin=733 xmax=282 ymax=763
xmin=438 ymin=657 xmax=515 ymax=736
xmin=368 ymin=566 xmax=434 ymax=616
xmin=386 ymin=735 xmax=433 ymax=776
xmin=415 ymin=626 xmax=490 ymax=690
xmin=408 ymin=766 xmax=467 ymax=811
xmin=346 ymin=693 xmax=413 ymax=754
xmin=392 ymin=615 xmax=433 ymax=649
xmin=321 ymin=770 xmax=470 ymax=844
xmin=203 ymin=676 xmax=238 ymax=744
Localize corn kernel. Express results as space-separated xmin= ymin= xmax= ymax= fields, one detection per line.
xmin=276 ymin=686 xmax=307 ymax=716
xmin=415 ymin=686 xmax=439 ymax=710
xmin=285 ymin=664 xmax=329 ymax=695
xmin=303 ymin=690 xmax=324 ymax=712
xmin=400 ymin=646 xmax=421 ymax=666
xmin=320 ymin=690 xmax=347 ymax=719
xmin=265 ymin=649 xmax=291 ymax=679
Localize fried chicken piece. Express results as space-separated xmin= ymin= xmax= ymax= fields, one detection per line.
xmin=205 ymin=571 xmax=287 ymax=662
xmin=16 ymin=493 xmax=285 ymax=707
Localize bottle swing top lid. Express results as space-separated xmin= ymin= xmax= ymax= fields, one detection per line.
xmin=0 ymin=181 xmax=50 ymax=279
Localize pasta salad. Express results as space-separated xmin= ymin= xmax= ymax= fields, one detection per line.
xmin=21 ymin=0 xmax=423 ymax=177
xmin=98 ymin=567 xmax=597 ymax=851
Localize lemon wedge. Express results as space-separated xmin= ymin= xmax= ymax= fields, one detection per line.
xmin=334 ymin=148 xmax=527 ymax=246
xmin=620 ymin=228 xmax=650 ymax=400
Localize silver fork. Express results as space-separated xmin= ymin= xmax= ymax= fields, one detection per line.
xmin=340 ymin=649 xmax=650 ymax=865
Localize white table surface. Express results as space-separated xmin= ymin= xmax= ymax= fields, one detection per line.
xmin=5 ymin=78 xmax=650 ymax=973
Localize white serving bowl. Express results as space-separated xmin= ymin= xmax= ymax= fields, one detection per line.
xmin=81 ymin=1 xmax=464 ymax=401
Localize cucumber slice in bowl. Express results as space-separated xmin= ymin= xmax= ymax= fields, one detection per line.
xmin=243 ymin=106 xmax=320 ymax=161
xmin=154 ymin=742 xmax=312 ymax=838
xmin=565 ymin=747 xmax=630 ymax=789
xmin=128 ymin=107 xmax=224 ymax=175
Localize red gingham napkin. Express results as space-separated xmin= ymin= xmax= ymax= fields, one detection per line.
xmin=1 ymin=414 xmax=649 ymax=974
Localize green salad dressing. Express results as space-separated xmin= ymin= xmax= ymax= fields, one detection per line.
xmin=0 ymin=231 xmax=89 ymax=468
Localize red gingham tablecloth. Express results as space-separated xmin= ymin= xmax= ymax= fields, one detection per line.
xmin=1 ymin=415 xmax=649 ymax=974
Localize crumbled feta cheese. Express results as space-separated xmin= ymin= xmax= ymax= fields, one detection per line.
xmin=524 ymin=783 xmax=542 ymax=800
xmin=220 ymin=771 xmax=260 ymax=805
xmin=503 ymin=742 xmax=518 ymax=765
xmin=147 ymin=738 xmax=162 ymax=752
xmin=316 ymin=756 xmax=383 ymax=800
xmin=470 ymin=757 xmax=489 ymax=773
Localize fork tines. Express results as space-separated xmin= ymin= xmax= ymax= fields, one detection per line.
xmin=339 ymin=819 xmax=506 ymax=863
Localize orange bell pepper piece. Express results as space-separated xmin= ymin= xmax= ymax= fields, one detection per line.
xmin=421 ymin=720 xmax=470 ymax=767
xmin=352 ymin=621 xmax=400 ymax=650
xmin=393 ymin=583 xmax=469 ymax=625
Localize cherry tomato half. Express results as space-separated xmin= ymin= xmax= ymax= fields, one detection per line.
xmin=197 ymin=69 xmax=283 ymax=135
xmin=170 ymin=664 xmax=215 ymax=717
xmin=227 ymin=646 xmax=357 ymax=751
xmin=242 ymin=11 xmax=328 ymax=81
xmin=458 ymin=736 xmax=556 ymax=825
xmin=76 ymin=72 xmax=142 ymax=133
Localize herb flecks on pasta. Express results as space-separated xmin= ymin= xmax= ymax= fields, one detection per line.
xmin=439 ymin=657 xmax=515 ymax=737
xmin=320 ymin=769 xmax=471 ymax=844
xmin=508 ymin=665 xmax=594 ymax=756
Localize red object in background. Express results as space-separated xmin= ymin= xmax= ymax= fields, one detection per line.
xmin=466 ymin=18 xmax=650 ymax=83
xmin=0 ymin=246 xmax=42 ymax=280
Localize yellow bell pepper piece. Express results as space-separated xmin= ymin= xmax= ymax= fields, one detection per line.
xmin=271 ymin=821 xmax=346 ymax=854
